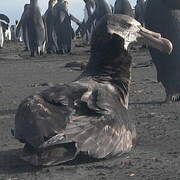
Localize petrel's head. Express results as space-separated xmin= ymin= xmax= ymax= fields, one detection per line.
xmin=92 ymin=14 xmax=173 ymax=55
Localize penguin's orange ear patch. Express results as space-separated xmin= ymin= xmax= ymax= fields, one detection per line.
xmin=50 ymin=0 xmax=57 ymax=4
xmin=64 ymin=1 xmax=69 ymax=6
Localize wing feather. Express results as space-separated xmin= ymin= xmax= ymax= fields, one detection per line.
xmin=15 ymin=81 xmax=136 ymax=164
xmin=40 ymin=83 xmax=136 ymax=159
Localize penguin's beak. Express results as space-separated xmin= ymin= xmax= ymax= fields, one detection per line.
xmin=138 ymin=27 xmax=173 ymax=54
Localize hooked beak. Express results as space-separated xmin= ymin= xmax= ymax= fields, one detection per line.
xmin=138 ymin=27 xmax=173 ymax=54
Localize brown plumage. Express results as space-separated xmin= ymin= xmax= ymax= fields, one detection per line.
xmin=14 ymin=14 xmax=172 ymax=166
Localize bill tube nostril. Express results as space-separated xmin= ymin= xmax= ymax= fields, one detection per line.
xmin=138 ymin=30 xmax=173 ymax=54
xmin=140 ymin=26 xmax=161 ymax=39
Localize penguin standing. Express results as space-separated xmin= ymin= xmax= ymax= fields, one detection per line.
xmin=114 ymin=0 xmax=133 ymax=17
xmin=135 ymin=0 xmax=146 ymax=26
xmin=0 ymin=14 xmax=10 ymax=48
xmin=44 ymin=0 xmax=57 ymax=54
xmin=10 ymin=25 xmax=16 ymax=41
xmin=27 ymin=0 xmax=46 ymax=56
xmin=145 ymin=0 xmax=180 ymax=101
xmin=83 ymin=0 xmax=96 ymax=43
xmin=82 ymin=0 xmax=112 ymax=36
xmin=53 ymin=0 xmax=72 ymax=54
xmin=4 ymin=26 xmax=11 ymax=41
xmin=0 ymin=23 xmax=4 ymax=48
xmin=16 ymin=4 xmax=31 ymax=51
xmin=93 ymin=0 xmax=112 ymax=22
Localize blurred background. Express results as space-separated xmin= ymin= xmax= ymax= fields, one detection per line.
xmin=0 ymin=0 xmax=136 ymax=26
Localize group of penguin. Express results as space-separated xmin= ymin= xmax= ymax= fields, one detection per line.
xmin=5 ymin=0 xmax=180 ymax=166
xmin=11 ymin=0 xmax=81 ymax=56
xmin=0 ymin=0 xmax=145 ymax=56
xmin=3 ymin=0 xmax=146 ymax=57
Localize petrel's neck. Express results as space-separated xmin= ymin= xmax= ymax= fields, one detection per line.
xmin=83 ymin=44 xmax=132 ymax=108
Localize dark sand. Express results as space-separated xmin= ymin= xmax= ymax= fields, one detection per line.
xmin=0 ymin=41 xmax=180 ymax=180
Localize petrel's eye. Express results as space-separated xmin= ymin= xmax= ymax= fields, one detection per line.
xmin=121 ymin=23 xmax=131 ymax=29
xmin=120 ymin=20 xmax=132 ymax=29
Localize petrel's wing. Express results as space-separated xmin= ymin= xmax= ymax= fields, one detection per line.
xmin=41 ymin=85 xmax=136 ymax=159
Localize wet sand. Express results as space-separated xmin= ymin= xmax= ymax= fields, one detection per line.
xmin=0 ymin=41 xmax=180 ymax=180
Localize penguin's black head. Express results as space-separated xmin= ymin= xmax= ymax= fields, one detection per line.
xmin=91 ymin=14 xmax=173 ymax=55
xmin=0 ymin=14 xmax=10 ymax=24
xmin=24 ymin=4 xmax=30 ymax=10
xmin=49 ymin=0 xmax=57 ymax=6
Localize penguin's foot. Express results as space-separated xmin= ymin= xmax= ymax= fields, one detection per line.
xmin=65 ymin=49 xmax=71 ymax=54
xmin=165 ymin=93 xmax=180 ymax=102
xmin=11 ymin=129 xmax=15 ymax=136
xmin=57 ymin=49 xmax=65 ymax=55
xmin=47 ymin=50 xmax=52 ymax=54
xmin=40 ymin=51 xmax=44 ymax=56
xmin=23 ymin=47 xmax=29 ymax=51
